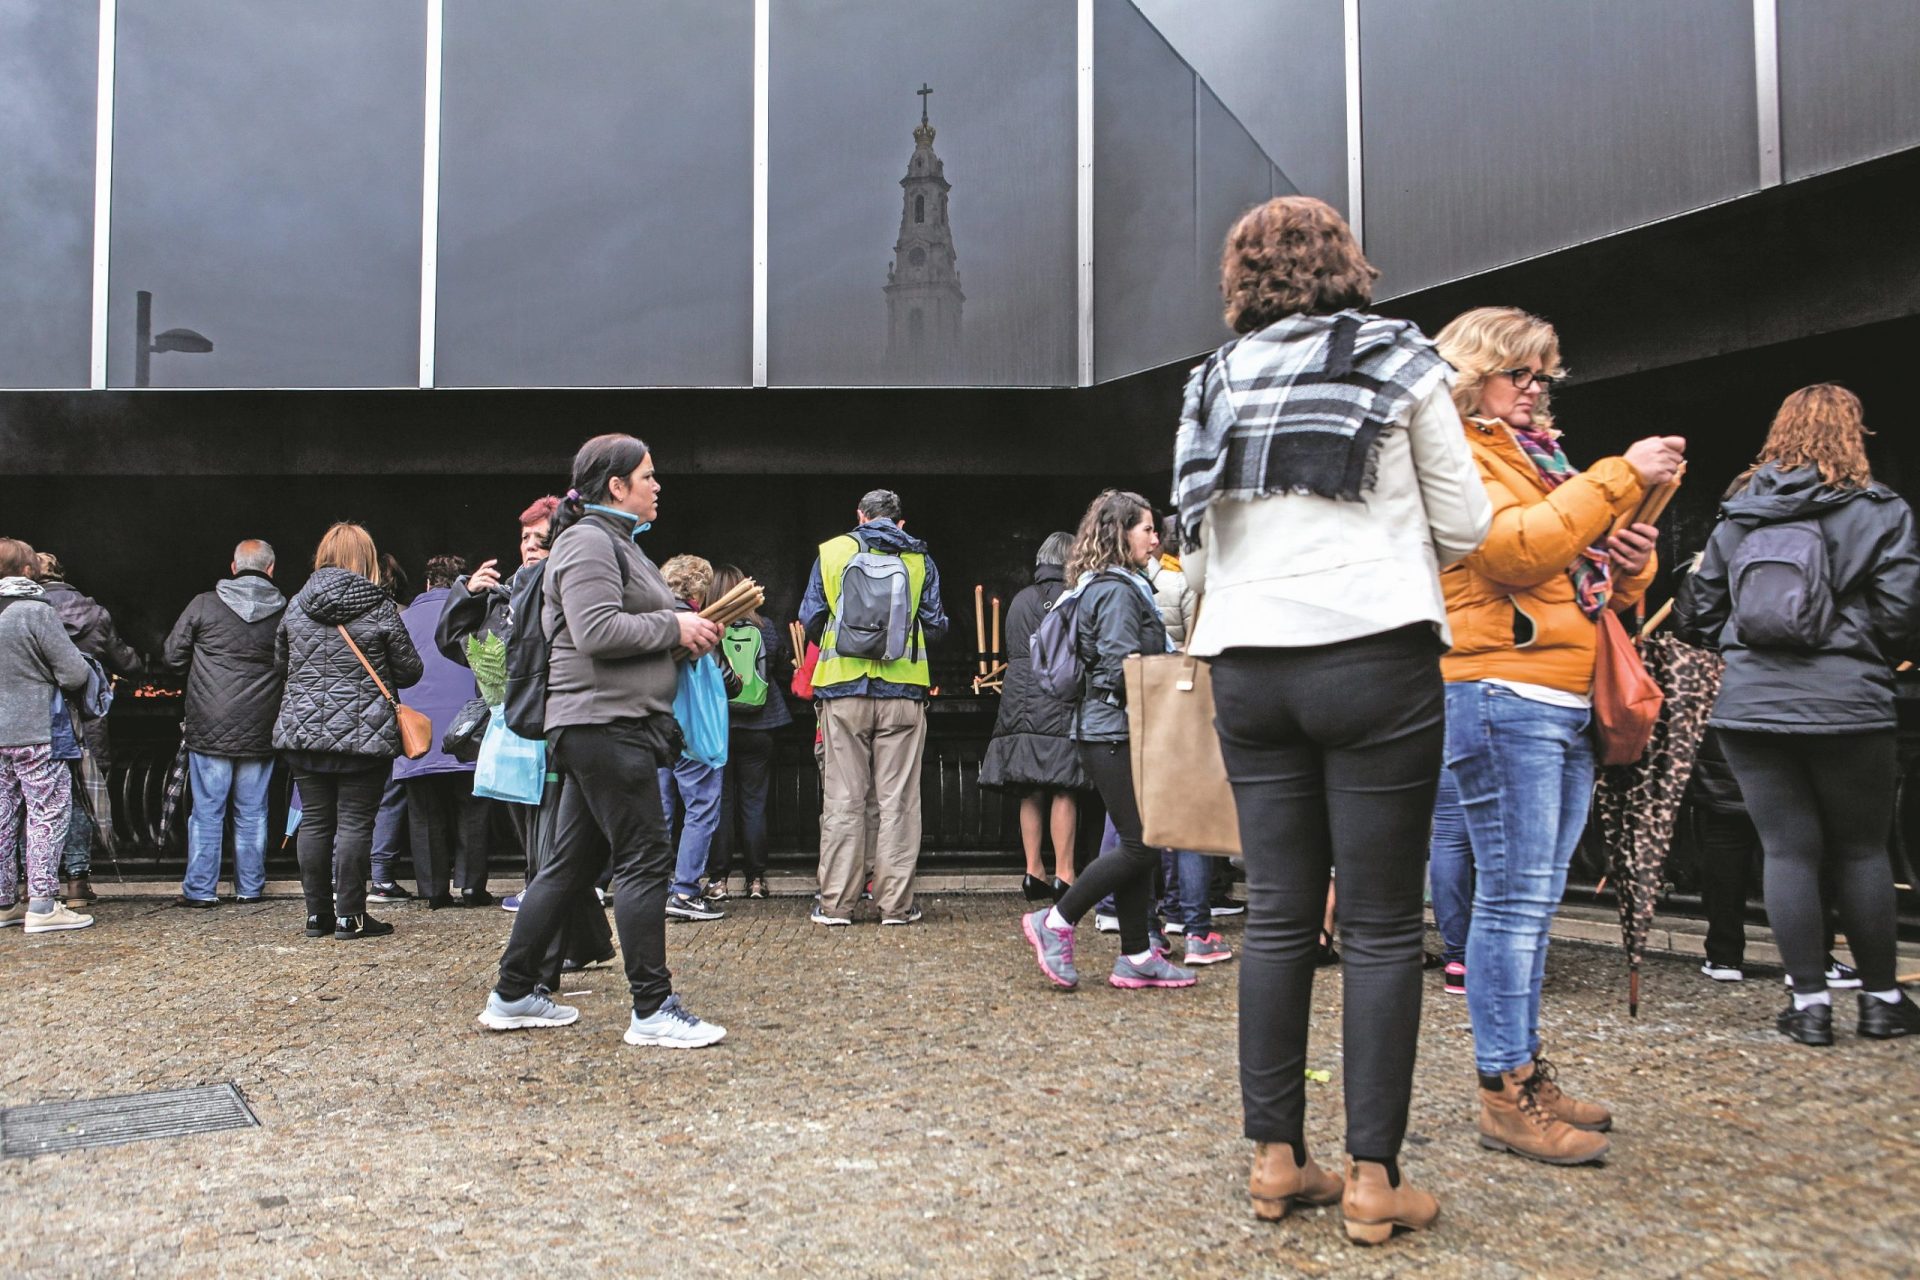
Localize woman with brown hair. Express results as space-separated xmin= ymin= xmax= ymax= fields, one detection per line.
xmin=1177 ymin=195 xmax=1488 ymax=1243
xmin=274 ymin=522 xmax=423 ymax=939
xmin=1675 ymin=384 xmax=1920 ymax=1044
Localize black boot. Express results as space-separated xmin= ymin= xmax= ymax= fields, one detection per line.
xmin=1858 ymin=991 xmax=1920 ymax=1040
xmin=1022 ymin=874 xmax=1052 ymax=902
xmin=1776 ymin=1000 xmax=1834 ymax=1046
xmin=334 ymin=913 xmax=395 ymax=940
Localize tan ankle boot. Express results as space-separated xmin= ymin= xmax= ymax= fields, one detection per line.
xmin=1248 ymin=1142 xmax=1344 ymax=1221
xmin=1478 ymin=1062 xmax=1611 ymax=1165
xmin=1341 ymin=1158 xmax=1438 ymax=1246
xmin=1528 ymin=1056 xmax=1611 ymax=1132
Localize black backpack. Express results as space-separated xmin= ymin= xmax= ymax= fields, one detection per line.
xmin=501 ymin=522 xmax=630 ymax=739
xmin=1727 ymin=517 xmax=1835 ymax=651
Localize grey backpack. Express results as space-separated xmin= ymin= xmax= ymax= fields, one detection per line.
xmin=1728 ymin=518 xmax=1834 ymax=650
xmin=834 ymin=534 xmax=914 ymax=662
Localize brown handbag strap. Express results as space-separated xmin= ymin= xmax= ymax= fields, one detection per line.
xmin=336 ymin=624 xmax=397 ymax=707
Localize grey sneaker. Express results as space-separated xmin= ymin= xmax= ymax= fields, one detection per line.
xmin=1021 ymin=908 xmax=1079 ymax=990
xmin=1182 ymin=931 xmax=1234 ymax=966
xmin=882 ymin=906 xmax=923 ymax=926
xmin=477 ymin=987 xmax=580 ymax=1031
xmin=810 ymin=906 xmax=852 ymax=927
xmin=624 ymin=994 xmax=726 ymax=1048
xmin=1110 ymin=949 xmax=1197 ymax=989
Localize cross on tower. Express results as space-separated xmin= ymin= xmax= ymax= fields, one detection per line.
xmin=917 ymin=82 xmax=933 ymax=125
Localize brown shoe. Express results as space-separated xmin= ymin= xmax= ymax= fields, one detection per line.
xmin=1529 ymin=1056 xmax=1612 ymax=1132
xmin=64 ymin=876 xmax=97 ymax=907
xmin=1341 ymin=1158 xmax=1438 ymax=1246
xmin=1478 ymin=1062 xmax=1610 ymax=1166
xmin=1248 ymin=1142 xmax=1344 ymax=1221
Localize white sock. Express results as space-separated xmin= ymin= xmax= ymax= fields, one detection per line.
xmin=1867 ymin=988 xmax=1902 ymax=1004
xmin=1793 ymin=990 xmax=1832 ymax=1010
xmin=1125 ymin=948 xmax=1155 ymax=965
xmin=1044 ymin=906 xmax=1068 ymax=930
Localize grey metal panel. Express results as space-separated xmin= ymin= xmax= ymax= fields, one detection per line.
xmin=1093 ymin=0 xmax=1196 ymax=382
xmin=107 ymin=1 xmax=423 ymax=387
xmin=1195 ymin=85 xmax=1272 ymax=343
xmin=435 ymin=2 xmax=752 ymax=388
xmin=1361 ymin=0 xmax=1760 ymax=299
xmin=1778 ymin=0 xmax=1920 ymax=181
xmin=0 ymin=4 xmax=97 ymax=388
xmin=1131 ymin=0 xmax=1347 ymax=214
xmin=767 ymin=0 xmax=1076 ymax=387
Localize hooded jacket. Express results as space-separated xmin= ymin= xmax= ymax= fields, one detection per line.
xmin=394 ymin=586 xmax=480 ymax=780
xmin=799 ymin=518 xmax=949 ymax=701
xmin=979 ymin=562 xmax=1090 ymax=791
xmin=1071 ymin=570 xmax=1169 ymax=743
xmin=40 ymin=578 xmax=143 ymax=678
xmin=165 ymin=571 xmax=288 ymax=757
xmin=0 ymin=578 xmax=93 ymax=749
xmin=1673 ymin=463 xmax=1920 ymax=732
xmin=273 ymin=568 xmax=423 ymax=761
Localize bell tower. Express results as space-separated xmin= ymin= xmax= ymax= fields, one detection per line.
xmin=885 ymin=84 xmax=964 ymax=379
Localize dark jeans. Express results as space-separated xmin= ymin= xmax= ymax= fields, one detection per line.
xmin=293 ymin=764 xmax=386 ymax=920
xmin=710 ymin=727 xmax=775 ymax=882
xmin=496 ymin=721 xmax=676 ymax=1017
xmin=404 ymin=773 xmax=490 ymax=898
xmin=1055 ymin=740 xmax=1160 ymax=955
xmin=370 ymin=768 xmax=407 ymax=887
xmin=1718 ymin=729 xmax=1900 ymax=992
xmin=1211 ymin=626 xmax=1444 ymax=1161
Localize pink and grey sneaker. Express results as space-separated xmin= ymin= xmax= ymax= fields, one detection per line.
xmin=1443 ymin=962 xmax=1466 ymax=995
xmin=1182 ymin=931 xmax=1234 ymax=966
xmin=1110 ymin=949 xmax=1197 ymax=989
xmin=1021 ymin=908 xmax=1079 ymax=990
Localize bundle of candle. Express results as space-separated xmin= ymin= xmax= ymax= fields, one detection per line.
xmin=1612 ymin=461 xmax=1685 ymax=538
xmin=972 ymin=584 xmax=1002 ymax=677
xmin=788 ymin=619 xmax=807 ymax=660
xmin=672 ymin=576 xmax=766 ymax=660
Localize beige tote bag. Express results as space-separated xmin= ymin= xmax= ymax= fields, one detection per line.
xmin=1123 ymin=650 xmax=1241 ymax=856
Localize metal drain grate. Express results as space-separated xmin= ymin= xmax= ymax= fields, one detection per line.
xmin=2 ymin=1083 xmax=259 ymax=1158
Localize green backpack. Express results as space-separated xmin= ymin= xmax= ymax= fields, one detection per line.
xmin=722 ymin=621 xmax=769 ymax=708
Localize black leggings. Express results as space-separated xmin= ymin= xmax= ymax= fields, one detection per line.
xmin=1054 ymin=741 xmax=1159 ymax=955
xmin=1718 ymin=729 xmax=1900 ymax=993
xmin=1211 ymin=626 xmax=1444 ymax=1162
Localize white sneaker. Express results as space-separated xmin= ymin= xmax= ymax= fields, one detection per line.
xmin=24 ymin=903 xmax=94 ymax=934
xmin=1700 ymin=961 xmax=1744 ymax=982
xmin=1785 ymin=962 xmax=1864 ymax=990
xmin=0 ymin=901 xmax=26 ymax=928
xmin=1093 ymin=912 xmax=1120 ymax=934
xmin=810 ymin=907 xmax=852 ymax=927
xmin=624 ymin=995 xmax=726 ymax=1048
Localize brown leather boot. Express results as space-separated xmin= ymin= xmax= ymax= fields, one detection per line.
xmin=1341 ymin=1158 xmax=1438 ymax=1246
xmin=1248 ymin=1142 xmax=1344 ymax=1221
xmin=64 ymin=876 xmax=97 ymax=908
xmin=1529 ymin=1056 xmax=1611 ymax=1132
xmin=1478 ymin=1062 xmax=1611 ymax=1165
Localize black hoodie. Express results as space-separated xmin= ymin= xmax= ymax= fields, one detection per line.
xmin=1674 ymin=463 xmax=1920 ymax=732
xmin=273 ymin=567 xmax=424 ymax=761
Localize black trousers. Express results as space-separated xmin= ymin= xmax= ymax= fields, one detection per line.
xmin=496 ymin=722 xmax=676 ymax=1016
xmin=709 ymin=727 xmax=775 ymax=882
xmin=502 ymin=787 xmax=613 ymax=987
xmin=293 ymin=764 xmax=386 ymax=920
xmin=1694 ymin=803 xmax=1841 ymax=970
xmin=1718 ymin=729 xmax=1900 ymax=992
xmin=1055 ymin=740 xmax=1159 ymax=955
xmin=1211 ymin=626 xmax=1444 ymax=1161
xmin=404 ymin=773 xmax=490 ymax=898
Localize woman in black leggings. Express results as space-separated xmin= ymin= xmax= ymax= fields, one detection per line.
xmin=1676 ymin=383 xmax=1920 ymax=1046
xmin=1020 ymin=490 xmax=1196 ymax=992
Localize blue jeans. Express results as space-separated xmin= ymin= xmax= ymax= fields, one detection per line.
xmin=1158 ymin=850 xmax=1213 ymax=934
xmin=183 ymin=752 xmax=273 ymax=901
xmin=659 ymin=757 xmax=724 ymax=899
xmin=1428 ymin=767 xmax=1473 ymax=966
xmin=370 ymin=768 xmax=407 ymax=887
xmin=1446 ymin=682 xmax=1594 ymax=1076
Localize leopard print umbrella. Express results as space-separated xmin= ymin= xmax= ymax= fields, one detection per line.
xmin=1590 ymin=634 xmax=1724 ymax=1015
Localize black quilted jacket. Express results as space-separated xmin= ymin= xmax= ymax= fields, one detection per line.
xmin=164 ymin=572 xmax=287 ymax=757
xmin=273 ymin=568 xmax=423 ymax=759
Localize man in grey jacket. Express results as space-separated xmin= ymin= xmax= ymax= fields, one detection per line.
xmin=164 ymin=539 xmax=287 ymax=906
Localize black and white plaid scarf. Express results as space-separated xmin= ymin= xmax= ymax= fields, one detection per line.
xmin=1174 ymin=310 xmax=1451 ymax=550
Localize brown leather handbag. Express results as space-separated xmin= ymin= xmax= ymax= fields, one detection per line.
xmin=1122 ymin=650 xmax=1242 ymax=856
xmin=337 ymin=625 xmax=432 ymax=760
xmin=1592 ymin=608 xmax=1663 ymax=766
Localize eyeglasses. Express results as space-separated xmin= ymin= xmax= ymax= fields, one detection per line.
xmin=1501 ymin=367 xmax=1560 ymax=392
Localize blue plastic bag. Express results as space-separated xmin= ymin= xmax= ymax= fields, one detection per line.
xmin=473 ymin=706 xmax=548 ymax=805
xmin=673 ymin=656 xmax=730 ymax=768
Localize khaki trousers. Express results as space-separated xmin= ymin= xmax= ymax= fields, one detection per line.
xmin=818 ymin=696 xmax=927 ymax=919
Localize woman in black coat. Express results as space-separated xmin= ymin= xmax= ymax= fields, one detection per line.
xmin=1674 ymin=384 xmax=1920 ymax=1045
xmin=979 ymin=531 xmax=1088 ymax=901
xmin=275 ymin=522 xmax=422 ymax=941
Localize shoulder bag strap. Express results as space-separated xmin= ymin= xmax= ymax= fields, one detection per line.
xmin=336 ymin=624 xmax=397 ymax=708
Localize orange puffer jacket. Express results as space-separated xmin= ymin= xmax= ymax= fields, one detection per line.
xmin=1440 ymin=417 xmax=1657 ymax=695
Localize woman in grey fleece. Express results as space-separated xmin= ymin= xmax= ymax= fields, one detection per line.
xmin=0 ymin=538 xmax=97 ymax=933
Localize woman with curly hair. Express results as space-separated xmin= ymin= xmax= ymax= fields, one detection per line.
xmin=1020 ymin=489 xmax=1197 ymax=993
xmin=1675 ymin=384 xmax=1920 ymax=1045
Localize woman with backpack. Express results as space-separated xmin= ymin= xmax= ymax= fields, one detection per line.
xmin=1674 ymin=384 xmax=1920 ymax=1045
xmin=707 ymin=563 xmax=791 ymax=902
xmin=1020 ymin=490 xmax=1197 ymax=993
xmin=980 ymin=531 xmax=1087 ymax=901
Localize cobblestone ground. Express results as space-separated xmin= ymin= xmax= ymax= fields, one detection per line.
xmin=3 ymin=892 xmax=1917 ymax=1278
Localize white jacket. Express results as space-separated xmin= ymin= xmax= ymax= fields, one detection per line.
xmin=1144 ymin=557 xmax=1194 ymax=645
xmin=1184 ymin=377 xmax=1491 ymax=654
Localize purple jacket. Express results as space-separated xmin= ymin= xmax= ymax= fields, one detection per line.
xmin=394 ymin=587 xmax=479 ymax=780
